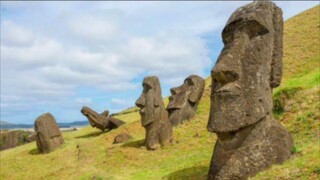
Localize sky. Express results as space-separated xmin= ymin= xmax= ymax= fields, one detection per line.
xmin=1 ymin=1 xmax=319 ymax=124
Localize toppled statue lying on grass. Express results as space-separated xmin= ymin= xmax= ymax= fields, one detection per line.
xmin=81 ymin=106 xmax=125 ymax=131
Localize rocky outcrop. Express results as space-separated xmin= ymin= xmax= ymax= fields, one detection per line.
xmin=113 ymin=133 xmax=133 ymax=144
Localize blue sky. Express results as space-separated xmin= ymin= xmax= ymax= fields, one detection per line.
xmin=1 ymin=1 xmax=318 ymax=124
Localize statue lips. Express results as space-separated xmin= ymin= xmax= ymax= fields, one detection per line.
xmin=213 ymin=90 xmax=239 ymax=97
xmin=213 ymin=83 xmax=241 ymax=97
xmin=166 ymin=94 xmax=184 ymax=110
xmin=139 ymin=108 xmax=146 ymax=118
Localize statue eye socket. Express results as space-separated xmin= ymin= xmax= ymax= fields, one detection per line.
xmin=187 ymin=79 xmax=194 ymax=86
xmin=222 ymin=20 xmax=269 ymax=44
xmin=211 ymin=78 xmax=219 ymax=96
xmin=143 ymin=84 xmax=152 ymax=93
xmin=213 ymin=70 xmax=239 ymax=84
xmin=185 ymin=79 xmax=194 ymax=86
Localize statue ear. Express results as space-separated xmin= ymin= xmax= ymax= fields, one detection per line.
xmin=270 ymin=6 xmax=283 ymax=88
xmin=188 ymin=88 xmax=199 ymax=104
xmin=153 ymin=77 xmax=162 ymax=107
xmin=154 ymin=93 xmax=161 ymax=107
xmin=100 ymin=110 xmax=109 ymax=118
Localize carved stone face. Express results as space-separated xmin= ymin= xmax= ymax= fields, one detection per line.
xmin=34 ymin=113 xmax=64 ymax=153
xmin=81 ymin=106 xmax=99 ymax=127
xmin=135 ymin=76 xmax=173 ymax=150
xmin=135 ymin=76 xmax=162 ymax=127
xmin=207 ymin=1 xmax=283 ymax=133
xmin=81 ymin=106 xmax=109 ymax=130
xmin=167 ymin=75 xmax=205 ymax=126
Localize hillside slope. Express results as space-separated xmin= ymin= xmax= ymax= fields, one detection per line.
xmin=0 ymin=5 xmax=319 ymax=180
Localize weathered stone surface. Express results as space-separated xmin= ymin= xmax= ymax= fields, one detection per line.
xmin=34 ymin=113 xmax=64 ymax=154
xmin=207 ymin=1 xmax=293 ymax=179
xmin=135 ymin=76 xmax=173 ymax=150
xmin=81 ymin=106 xmax=125 ymax=131
xmin=113 ymin=133 xmax=133 ymax=144
xmin=0 ymin=130 xmax=35 ymax=151
xmin=167 ymin=75 xmax=205 ymax=126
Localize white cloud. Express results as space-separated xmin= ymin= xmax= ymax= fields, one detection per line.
xmin=111 ymin=98 xmax=135 ymax=109
xmin=75 ymin=97 xmax=92 ymax=104
xmin=1 ymin=20 xmax=35 ymax=47
xmin=1 ymin=38 xmax=63 ymax=69
xmin=66 ymin=14 xmax=119 ymax=42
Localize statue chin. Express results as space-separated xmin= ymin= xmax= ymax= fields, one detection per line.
xmin=168 ymin=108 xmax=181 ymax=126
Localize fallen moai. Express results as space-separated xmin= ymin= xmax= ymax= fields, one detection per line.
xmin=207 ymin=1 xmax=293 ymax=179
xmin=167 ymin=75 xmax=205 ymax=126
xmin=81 ymin=106 xmax=125 ymax=131
xmin=135 ymin=76 xmax=173 ymax=150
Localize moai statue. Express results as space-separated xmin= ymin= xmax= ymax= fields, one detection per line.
xmin=167 ymin=75 xmax=205 ymax=126
xmin=81 ymin=106 xmax=125 ymax=131
xmin=135 ymin=76 xmax=173 ymax=150
xmin=207 ymin=1 xmax=293 ymax=179
xmin=34 ymin=113 xmax=64 ymax=154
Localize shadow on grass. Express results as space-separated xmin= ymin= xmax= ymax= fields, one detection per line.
xmin=75 ymin=131 xmax=106 ymax=139
xmin=28 ymin=148 xmax=40 ymax=155
xmin=163 ymin=165 xmax=208 ymax=180
xmin=121 ymin=139 xmax=145 ymax=148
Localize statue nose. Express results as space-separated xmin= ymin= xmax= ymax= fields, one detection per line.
xmin=211 ymin=57 xmax=239 ymax=84
xmin=211 ymin=31 xmax=249 ymax=85
xmin=211 ymin=46 xmax=243 ymax=84
xmin=135 ymin=95 xmax=145 ymax=108
xmin=170 ymin=87 xmax=180 ymax=95
xmin=212 ymin=69 xmax=239 ymax=84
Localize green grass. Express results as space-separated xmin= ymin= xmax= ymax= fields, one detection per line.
xmin=1 ymin=5 xmax=319 ymax=180
xmin=282 ymin=5 xmax=320 ymax=80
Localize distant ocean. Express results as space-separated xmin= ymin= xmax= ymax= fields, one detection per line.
xmin=0 ymin=121 xmax=89 ymax=130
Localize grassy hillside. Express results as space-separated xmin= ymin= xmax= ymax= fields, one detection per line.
xmin=1 ymin=5 xmax=319 ymax=180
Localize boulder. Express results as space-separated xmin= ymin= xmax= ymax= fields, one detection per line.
xmin=113 ymin=133 xmax=133 ymax=144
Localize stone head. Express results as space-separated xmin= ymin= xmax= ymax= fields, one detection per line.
xmin=135 ymin=76 xmax=163 ymax=126
xmin=81 ymin=106 xmax=109 ymax=127
xmin=35 ymin=113 xmax=62 ymax=139
xmin=34 ymin=113 xmax=64 ymax=153
xmin=167 ymin=75 xmax=205 ymax=126
xmin=208 ymin=1 xmax=283 ymax=132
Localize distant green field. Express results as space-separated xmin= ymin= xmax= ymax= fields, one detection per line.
xmin=1 ymin=5 xmax=319 ymax=180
